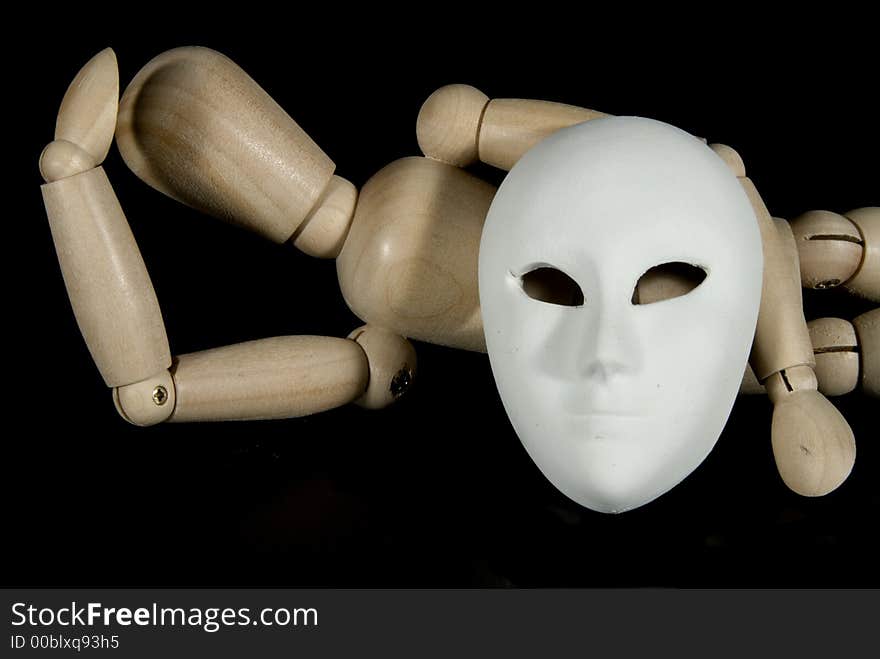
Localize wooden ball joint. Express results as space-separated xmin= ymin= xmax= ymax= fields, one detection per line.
xmin=347 ymin=326 xmax=418 ymax=410
xmin=790 ymin=208 xmax=879 ymax=302
xmin=41 ymin=48 xmax=877 ymax=503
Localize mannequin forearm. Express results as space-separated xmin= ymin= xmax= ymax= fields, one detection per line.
xmin=417 ymin=85 xmax=607 ymax=170
xmin=40 ymin=49 xmax=174 ymax=424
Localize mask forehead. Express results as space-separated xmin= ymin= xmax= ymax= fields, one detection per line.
xmin=491 ymin=117 xmax=754 ymax=283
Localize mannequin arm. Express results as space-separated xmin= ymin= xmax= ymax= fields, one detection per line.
xmin=116 ymin=46 xmax=356 ymax=258
xmin=40 ymin=48 xmax=174 ymax=420
xmin=741 ymin=310 xmax=878 ymax=398
xmin=740 ymin=174 xmax=855 ymax=497
xmin=41 ymin=50 xmax=416 ymax=426
xmin=113 ymin=328 xmax=415 ymax=425
xmin=416 ymin=84 xmax=607 ymax=170
xmin=710 ymin=146 xmax=878 ymax=399
xmin=156 ymin=326 xmax=415 ymax=424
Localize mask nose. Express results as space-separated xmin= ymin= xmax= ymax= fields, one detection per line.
xmin=575 ymin=304 xmax=642 ymax=383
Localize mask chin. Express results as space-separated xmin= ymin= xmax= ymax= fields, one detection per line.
xmin=479 ymin=116 xmax=763 ymax=513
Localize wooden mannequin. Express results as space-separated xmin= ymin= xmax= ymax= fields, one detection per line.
xmin=41 ymin=48 xmax=877 ymax=498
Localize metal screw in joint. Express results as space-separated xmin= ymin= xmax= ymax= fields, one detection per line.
xmin=390 ymin=367 xmax=413 ymax=399
xmin=152 ymin=385 xmax=169 ymax=406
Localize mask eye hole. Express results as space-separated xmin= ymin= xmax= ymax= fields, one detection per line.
xmin=519 ymin=266 xmax=585 ymax=307
xmin=632 ymin=262 xmax=707 ymax=305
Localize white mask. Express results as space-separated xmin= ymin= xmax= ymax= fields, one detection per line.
xmin=479 ymin=117 xmax=763 ymax=513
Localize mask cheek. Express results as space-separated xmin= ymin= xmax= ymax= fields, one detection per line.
xmin=632 ymin=301 xmax=715 ymax=395
xmin=625 ymin=306 xmax=734 ymax=484
xmin=489 ymin=300 xmax=570 ymax=427
xmin=495 ymin=288 xmax=561 ymax=362
xmin=655 ymin=307 xmax=733 ymax=409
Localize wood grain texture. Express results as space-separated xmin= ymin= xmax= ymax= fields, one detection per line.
xmin=739 ymin=322 xmax=867 ymax=397
xmin=766 ymin=220 xmax=855 ymax=495
xmin=39 ymin=139 xmax=98 ymax=182
xmin=292 ymin=175 xmax=357 ymax=258
xmin=769 ymin=386 xmax=855 ymax=497
xmin=763 ymin=363 xmax=818 ymax=402
xmin=478 ymin=98 xmax=607 ymax=171
xmin=42 ymin=167 xmax=171 ymax=387
xmin=742 ymin=180 xmax=815 ymax=380
xmin=336 ymin=157 xmax=495 ymax=352
xmin=789 ymin=210 xmax=862 ymax=290
xmin=348 ymin=325 xmax=418 ymax=409
xmin=852 ymin=308 xmax=879 ymax=397
xmin=417 ymin=84 xmax=489 ymax=166
xmin=737 ymin=187 xmax=853 ymax=496
xmin=807 ymin=317 xmax=859 ymax=397
xmin=168 ymin=336 xmax=368 ymax=422
xmin=116 ymin=46 xmax=334 ymax=244
xmin=55 ymin=47 xmax=118 ymax=164
xmin=844 ymin=207 xmax=880 ymax=302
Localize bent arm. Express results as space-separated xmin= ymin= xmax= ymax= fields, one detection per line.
xmin=41 ymin=50 xmax=416 ymax=427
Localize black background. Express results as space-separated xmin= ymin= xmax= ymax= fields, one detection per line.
xmin=8 ymin=15 xmax=878 ymax=586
